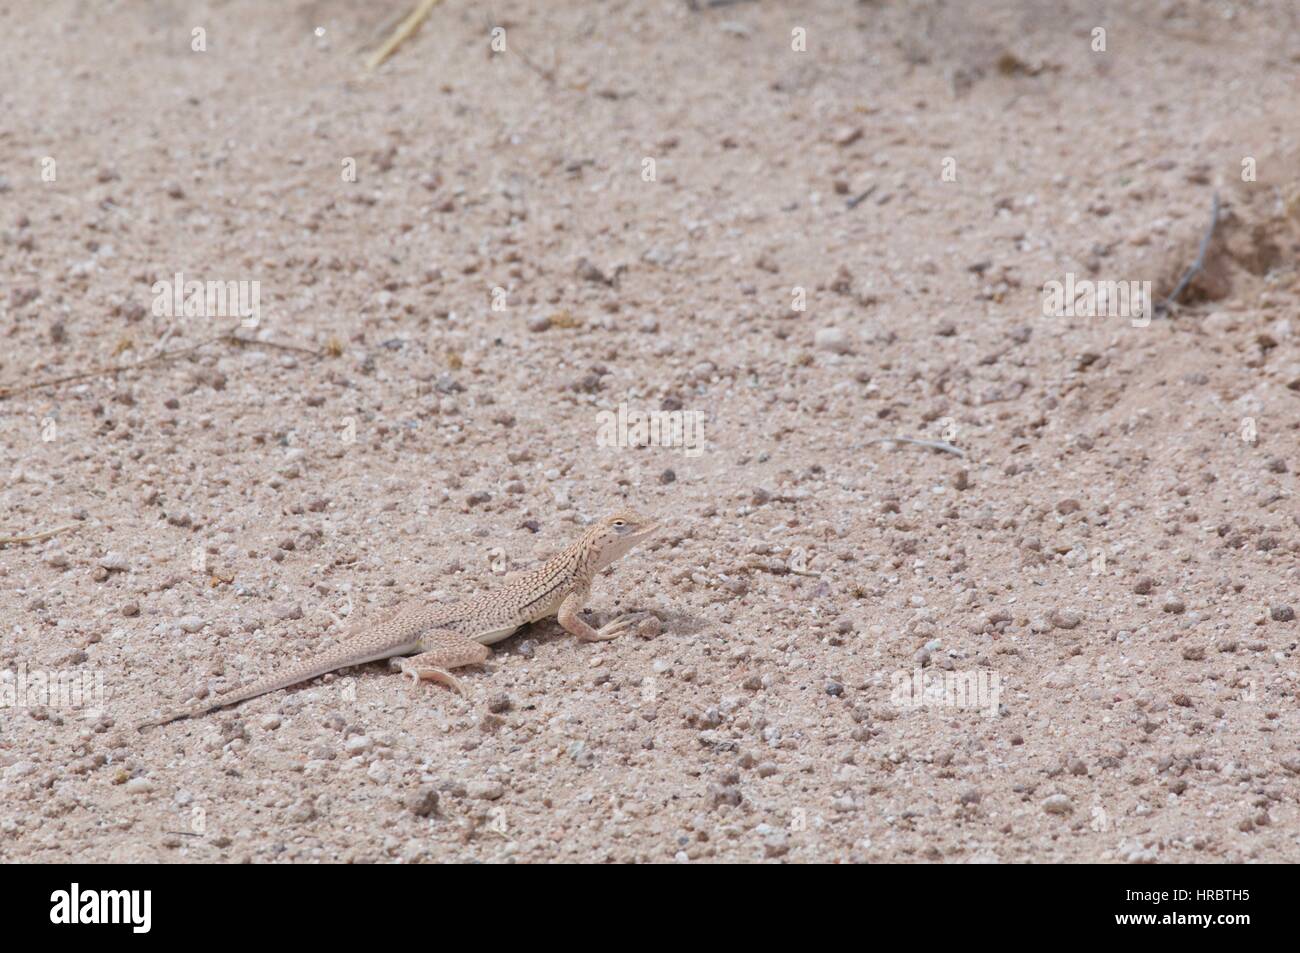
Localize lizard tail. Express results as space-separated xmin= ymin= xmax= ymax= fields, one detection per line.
xmin=136 ymin=633 xmax=420 ymax=731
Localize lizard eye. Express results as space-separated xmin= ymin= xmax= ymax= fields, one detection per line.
xmin=612 ymin=519 xmax=626 ymax=528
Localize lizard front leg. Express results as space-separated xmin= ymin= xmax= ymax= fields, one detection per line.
xmin=558 ymin=590 xmax=654 ymax=642
xmin=390 ymin=628 xmax=490 ymax=694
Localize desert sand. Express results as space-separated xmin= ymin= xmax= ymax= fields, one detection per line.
xmin=1 ymin=0 xmax=1298 ymax=862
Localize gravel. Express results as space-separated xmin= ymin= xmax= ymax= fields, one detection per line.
xmin=2 ymin=0 xmax=1296 ymax=866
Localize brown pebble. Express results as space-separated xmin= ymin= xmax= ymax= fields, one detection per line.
xmin=575 ymin=257 xmax=611 ymax=285
xmin=1050 ymin=608 xmax=1082 ymax=630
xmin=709 ymin=784 xmax=743 ymax=808
xmin=405 ymin=788 xmax=440 ymax=817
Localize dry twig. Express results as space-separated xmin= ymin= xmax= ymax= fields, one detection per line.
xmin=867 ymin=436 xmax=967 ymax=458
xmin=846 ymin=184 xmax=878 ymax=210
xmin=0 ymin=326 xmax=324 ymax=401
xmin=365 ymin=0 xmax=444 ymax=70
xmin=686 ymin=0 xmax=759 ymax=9
xmin=1158 ymin=191 xmax=1220 ymax=313
xmin=0 ymin=523 xmax=79 ymax=546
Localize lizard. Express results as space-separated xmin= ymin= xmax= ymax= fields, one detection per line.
xmin=137 ymin=510 xmax=659 ymax=730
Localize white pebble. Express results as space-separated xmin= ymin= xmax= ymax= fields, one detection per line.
xmin=1042 ymin=794 xmax=1073 ymax=815
xmin=98 ymin=552 xmax=130 ymax=571
xmin=815 ymin=327 xmax=851 ymax=354
xmin=468 ymin=780 xmax=504 ymax=800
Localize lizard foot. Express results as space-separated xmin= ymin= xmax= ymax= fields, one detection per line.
xmin=390 ymin=656 xmax=466 ymax=695
xmin=591 ymin=611 xmax=657 ymax=641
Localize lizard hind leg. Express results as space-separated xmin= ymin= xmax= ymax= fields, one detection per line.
xmin=390 ymin=628 xmax=491 ymax=695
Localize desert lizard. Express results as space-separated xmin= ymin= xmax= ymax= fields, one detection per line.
xmin=138 ymin=510 xmax=659 ymax=729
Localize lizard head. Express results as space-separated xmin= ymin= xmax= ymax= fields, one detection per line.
xmin=586 ymin=509 xmax=659 ymax=570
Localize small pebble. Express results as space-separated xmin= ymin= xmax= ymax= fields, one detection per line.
xmin=1050 ymin=608 xmax=1082 ymax=630
xmin=467 ymin=780 xmax=504 ymax=800
xmin=814 ymin=327 xmax=850 ymax=354
xmin=344 ymin=735 xmax=373 ymax=755
xmin=764 ymin=832 xmax=790 ymax=858
xmin=406 ymin=788 xmax=440 ymax=817
xmin=98 ymin=552 xmax=130 ymax=572
xmin=1042 ymin=794 xmax=1073 ymax=815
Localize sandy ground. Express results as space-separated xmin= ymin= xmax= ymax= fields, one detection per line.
xmin=1 ymin=0 xmax=1299 ymax=863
